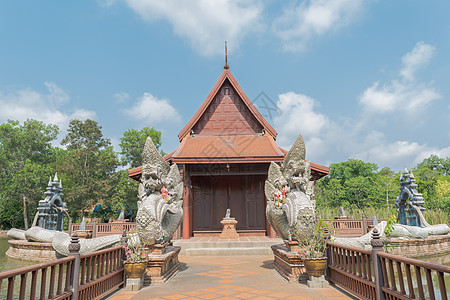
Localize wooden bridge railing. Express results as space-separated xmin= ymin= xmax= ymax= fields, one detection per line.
xmin=378 ymin=251 xmax=449 ymax=300
xmin=327 ymin=229 xmax=450 ymax=300
xmin=328 ymin=242 xmax=376 ymax=299
xmin=0 ymin=233 xmax=124 ymax=300
xmin=70 ymin=222 xmax=136 ymax=237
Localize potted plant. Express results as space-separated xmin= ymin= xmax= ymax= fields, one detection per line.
xmin=295 ymin=219 xmax=332 ymax=277
xmin=122 ymin=233 xmax=147 ymax=278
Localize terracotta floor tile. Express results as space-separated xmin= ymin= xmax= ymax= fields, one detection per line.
xmin=234 ymin=292 xmax=257 ymax=299
xmin=200 ymin=287 xmax=221 ymax=292
xmin=163 ymin=294 xmax=187 ymax=299
xmin=266 ymin=292 xmax=291 ymax=298
xmin=251 ymin=290 xmax=271 ymax=295
xmin=217 ymin=284 xmax=238 ymax=289
xmin=216 ymin=290 xmax=239 ymax=296
xmin=217 ymin=280 xmax=235 ymax=283
xmin=217 ymin=297 xmax=239 ymax=300
xmin=182 ymin=291 xmax=206 ymax=296
xmin=252 ymin=296 xmax=276 ymax=300
xmin=233 ymin=287 xmax=254 ymax=292
xmin=196 ymin=293 xmax=221 ymax=299
xmin=287 ymin=296 xmax=312 ymax=300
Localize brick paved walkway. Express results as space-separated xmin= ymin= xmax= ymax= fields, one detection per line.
xmin=108 ymin=255 xmax=355 ymax=300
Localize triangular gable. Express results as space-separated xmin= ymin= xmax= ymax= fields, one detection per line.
xmin=178 ymin=69 xmax=278 ymax=141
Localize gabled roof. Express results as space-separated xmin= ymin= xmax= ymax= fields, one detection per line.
xmin=178 ymin=69 xmax=278 ymax=141
xmin=167 ymin=134 xmax=285 ymax=164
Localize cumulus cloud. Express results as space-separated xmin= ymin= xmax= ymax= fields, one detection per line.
xmin=124 ymin=92 xmax=181 ymax=124
xmin=0 ymin=83 xmax=96 ymax=132
xmin=273 ymin=91 xmax=335 ymax=162
xmin=272 ymin=0 xmax=365 ymax=51
xmin=124 ymin=0 xmax=263 ymax=56
xmin=359 ymin=42 xmax=440 ymax=115
xmin=400 ymin=41 xmax=435 ymax=81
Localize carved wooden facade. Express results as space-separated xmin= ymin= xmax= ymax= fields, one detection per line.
xmin=128 ymin=66 xmax=329 ymax=238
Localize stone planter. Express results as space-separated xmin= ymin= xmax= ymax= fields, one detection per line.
xmin=124 ymin=261 xmax=147 ymax=278
xmin=304 ymin=257 xmax=327 ymax=277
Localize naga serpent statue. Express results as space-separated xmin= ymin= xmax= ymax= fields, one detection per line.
xmin=265 ymin=133 xmax=315 ymax=241
xmin=135 ymin=137 xmax=183 ymax=245
xmin=8 ymin=174 xmax=121 ymax=256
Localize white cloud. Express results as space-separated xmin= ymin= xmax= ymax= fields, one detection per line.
xmin=272 ymin=0 xmax=365 ymax=51
xmin=274 ymin=91 xmax=331 ymax=161
xmin=359 ymin=42 xmax=440 ymax=115
xmin=114 ymin=91 xmax=130 ymax=103
xmin=400 ymin=41 xmax=435 ymax=81
xmin=124 ymin=0 xmax=263 ymax=56
xmin=0 ymin=83 xmax=96 ymax=132
xmin=124 ymin=92 xmax=181 ymax=124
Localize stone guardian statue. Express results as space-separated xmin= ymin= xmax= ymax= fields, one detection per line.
xmin=265 ymin=133 xmax=315 ymax=240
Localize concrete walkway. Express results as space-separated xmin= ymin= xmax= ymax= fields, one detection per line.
xmin=108 ymin=255 xmax=355 ymax=300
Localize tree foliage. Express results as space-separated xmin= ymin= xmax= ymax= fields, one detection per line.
xmin=119 ymin=127 xmax=163 ymax=168
xmin=0 ymin=120 xmax=58 ymax=229
xmin=58 ymin=119 xmax=119 ymax=221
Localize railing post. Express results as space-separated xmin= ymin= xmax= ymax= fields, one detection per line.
xmin=324 ymin=227 xmax=331 ymax=279
xmin=68 ymin=218 xmax=72 ymax=235
xmin=69 ymin=232 xmax=81 ymax=300
xmin=121 ymin=229 xmax=128 ymax=284
xmin=362 ymin=214 xmax=368 ymax=234
xmin=371 ymin=228 xmax=385 ymax=300
xmin=93 ymin=218 xmax=97 ymax=238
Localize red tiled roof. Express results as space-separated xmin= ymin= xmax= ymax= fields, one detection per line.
xmin=167 ymin=134 xmax=285 ymax=164
xmin=178 ymin=69 xmax=278 ymax=141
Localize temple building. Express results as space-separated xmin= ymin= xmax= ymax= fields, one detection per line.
xmin=128 ymin=58 xmax=329 ymax=239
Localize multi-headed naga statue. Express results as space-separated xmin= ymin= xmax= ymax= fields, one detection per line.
xmin=265 ymin=133 xmax=315 ymax=241
xmin=136 ymin=137 xmax=183 ymax=245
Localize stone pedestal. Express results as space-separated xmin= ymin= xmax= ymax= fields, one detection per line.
xmin=284 ymin=241 xmax=301 ymax=252
xmin=307 ymin=275 xmax=330 ymax=288
xmin=75 ymin=230 xmax=92 ymax=239
xmin=124 ymin=278 xmax=144 ymax=291
xmin=6 ymin=240 xmax=58 ymax=262
xmin=272 ymin=244 xmax=307 ymax=283
xmin=219 ymin=218 xmax=239 ymax=239
xmin=144 ymin=245 xmax=181 ymax=285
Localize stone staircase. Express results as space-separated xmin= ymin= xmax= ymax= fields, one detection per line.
xmin=172 ymin=236 xmax=283 ymax=256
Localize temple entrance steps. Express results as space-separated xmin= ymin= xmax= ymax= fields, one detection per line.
xmin=172 ymin=236 xmax=283 ymax=256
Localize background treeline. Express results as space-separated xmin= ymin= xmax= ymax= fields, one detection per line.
xmin=0 ymin=119 xmax=449 ymax=229
xmin=314 ymin=157 xmax=450 ymax=224
xmin=0 ymin=119 xmax=162 ymax=229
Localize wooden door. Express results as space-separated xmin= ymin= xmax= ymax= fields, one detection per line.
xmin=192 ymin=175 xmax=266 ymax=232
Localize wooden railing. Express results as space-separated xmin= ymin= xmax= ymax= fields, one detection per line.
xmin=0 ymin=234 xmax=124 ymax=300
xmin=0 ymin=256 xmax=74 ymax=299
xmin=378 ymin=252 xmax=449 ymax=300
xmin=71 ymin=222 xmax=136 ymax=237
xmin=78 ymin=246 xmax=124 ymax=299
xmin=324 ymin=219 xmax=387 ymax=237
xmin=327 ymin=229 xmax=450 ymax=300
xmin=328 ymin=242 xmax=376 ymax=299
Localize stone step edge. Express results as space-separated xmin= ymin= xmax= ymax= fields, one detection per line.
xmin=183 ymin=247 xmax=273 ymax=256
xmin=173 ymin=242 xmax=281 ymax=248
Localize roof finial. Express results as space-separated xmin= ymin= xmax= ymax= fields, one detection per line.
xmin=224 ymin=41 xmax=229 ymax=69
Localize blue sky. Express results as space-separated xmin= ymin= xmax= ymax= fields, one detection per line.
xmin=0 ymin=1 xmax=449 ymax=171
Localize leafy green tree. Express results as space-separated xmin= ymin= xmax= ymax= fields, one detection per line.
xmin=102 ymin=169 xmax=139 ymax=221
xmin=416 ymin=154 xmax=450 ymax=176
xmin=59 ymin=119 xmax=119 ymax=221
xmin=376 ymin=167 xmax=399 ymax=212
xmin=119 ymin=127 xmax=164 ymax=168
xmin=328 ymin=159 xmax=378 ymax=183
xmin=0 ymin=120 xmax=58 ymax=229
